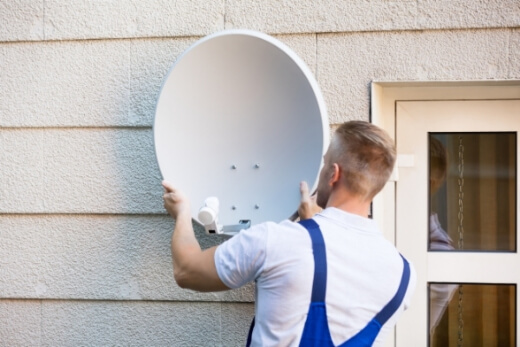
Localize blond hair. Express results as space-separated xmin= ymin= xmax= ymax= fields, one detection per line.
xmin=332 ymin=121 xmax=396 ymax=200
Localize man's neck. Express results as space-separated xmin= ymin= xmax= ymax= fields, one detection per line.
xmin=326 ymin=191 xmax=371 ymax=218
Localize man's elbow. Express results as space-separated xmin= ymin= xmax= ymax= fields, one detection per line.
xmin=173 ymin=266 xmax=192 ymax=289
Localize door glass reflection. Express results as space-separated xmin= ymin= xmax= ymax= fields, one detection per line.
xmin=429 ymin=133 xmax=516 ymax=252
xmin=429 ymin=283 xmax=516 ymax=347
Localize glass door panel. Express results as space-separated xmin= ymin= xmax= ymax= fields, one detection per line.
xmin=429 ymin=133 xmax=516 ymax=252
xmin=429 ymin=283 xmax=516 ymax=347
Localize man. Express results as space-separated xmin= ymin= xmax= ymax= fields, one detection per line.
xmin=163 ymin=121 xmax=416 ymax=346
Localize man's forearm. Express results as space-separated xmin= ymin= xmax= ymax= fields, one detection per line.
xmin=163 ymin=181 xmax=228 ymax=292
xmin=170 ymin=213 xmax=227 ymax=291
xmin=171 ymin=210 xmax=201 ymax=286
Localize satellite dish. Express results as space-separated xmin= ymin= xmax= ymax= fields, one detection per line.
xmin=154 ymin=29 xmax=329 ymax=234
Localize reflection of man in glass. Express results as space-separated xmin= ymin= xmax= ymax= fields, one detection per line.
xmin=429 ymin=136 xmax=457 ymax=335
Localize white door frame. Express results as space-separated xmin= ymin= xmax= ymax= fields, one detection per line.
xmin=370 ymin=80 xmax=520 ymax=347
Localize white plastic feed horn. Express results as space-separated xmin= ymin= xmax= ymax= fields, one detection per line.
xmin=198 ymin=197 xmax=221 ymax=234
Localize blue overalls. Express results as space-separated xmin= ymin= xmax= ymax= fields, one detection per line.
xmin=246 ymin=219 xmax=411 ymax=347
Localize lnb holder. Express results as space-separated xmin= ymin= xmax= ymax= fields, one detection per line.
xmin=221 ymin=219 xmax=251 ymax=236
xmin=198 ymin=197 xmax=251 ymax=236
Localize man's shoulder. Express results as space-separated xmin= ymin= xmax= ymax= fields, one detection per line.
xmin=219 ymin=219 xmax=304 ymax=252
xmin=238 ymin=219 xmax=302 ymax=235
xmin=245 ymin=219 xmax=306 ymax=234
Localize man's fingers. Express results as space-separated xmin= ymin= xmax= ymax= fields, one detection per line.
xmin=300 ymin=181 xmax=310 ymax=201
xmin=162 ymin=180 xmax=175 ymax=193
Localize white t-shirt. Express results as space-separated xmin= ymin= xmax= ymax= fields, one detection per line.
xmin=215 ymin=207 xmax=416 ymax=347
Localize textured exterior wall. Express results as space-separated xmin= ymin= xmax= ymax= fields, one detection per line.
xmin=1 ymin=1 xmax=519 ymax=346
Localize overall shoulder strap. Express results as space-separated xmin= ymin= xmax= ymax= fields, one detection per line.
xmin=339 ymin=254 xmax=411 ymax=347
xmin=245 ymin=317 xmax=255 ymax=347
xmin=298 ymin=219 xmax=335 ymax=347
xmin=299 ymin=219 xmax=328 ymax=302
xmin=247 ymin=219 xmax=331 ymax=347
xmin=374 ymin=254 xmax=411 ymax=325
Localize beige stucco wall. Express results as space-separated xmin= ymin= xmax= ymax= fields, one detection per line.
xmin=1 ymin=1 xmax=519 ymax=345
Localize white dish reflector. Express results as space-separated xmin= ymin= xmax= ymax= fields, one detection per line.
xmin=154 ymin=29 xmax=328 ymax=230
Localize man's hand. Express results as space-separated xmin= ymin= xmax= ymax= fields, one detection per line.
xmin=298 ymin=181 xmax=322 ymax=220
xmin=162 ymin=181 xmax=191 ymax=219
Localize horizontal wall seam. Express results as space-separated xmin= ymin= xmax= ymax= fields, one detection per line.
xmin=0 ymin=297 xmax=254 ymax=304
xmin=0 ymin=34 xmax=203 ymax=45
xmin=0 ymin=126 xmax=153 ymax=131
xmin=0 ymin=26 xmax=517 ymax=45
xmin=0 ymin=213 xmax=168 ymax=217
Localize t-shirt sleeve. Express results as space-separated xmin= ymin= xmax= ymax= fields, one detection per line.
xmin=214 ymin=223 xmax=269 ymax=289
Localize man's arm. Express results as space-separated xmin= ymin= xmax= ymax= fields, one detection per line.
xmin=162 ymin=181 xmax=229 ymax=292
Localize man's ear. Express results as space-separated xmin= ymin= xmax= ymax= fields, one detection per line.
xmin=329 ymin=163 xmax=341 ymax=186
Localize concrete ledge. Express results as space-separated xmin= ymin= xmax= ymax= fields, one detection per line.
xmin=0 ymin=35 xmax=314 ymax=127
xmin=0 ymin=0 xmax=225 ymax=42
xmin=317 ymin=29 xmax=515 ymax=124
xmin=0 ymin=300 xmax=41 ymax=346
xmin=0 ymin=40 xmax=133 ymax=127
xmin=0 ymin=299 xmax=254 ymax=346
xmin=0 ymin=38 xmax=194 ymax=127
xmin=228 ymin=0 xmax=520 ymax=34
xmin=2 ymin=1 xmax=518 ymax=42
xmin=0 ymin=128 xmax=164 ymax=213
xmin=0 ymin=1 xmax=44 ymax=42
xmin=0 ymin=214 xmax=254 ymax=302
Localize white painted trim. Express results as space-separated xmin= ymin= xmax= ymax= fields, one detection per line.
xmin=370 ymin=80 xmax=520 ymax=347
